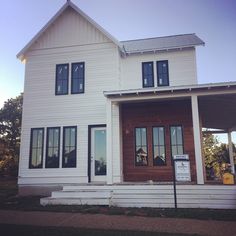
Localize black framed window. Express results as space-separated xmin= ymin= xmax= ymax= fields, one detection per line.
xmin=135 ymin=127 xmax=148 ymax=166
xmin=29 ymin=128 xmax=44 ymax=169
xmin=157 ymin=60 xmax=169 ymax=86
xmin=71 ymin=62 xmax=85 ymax=94
xmin=55 ymin=64 xmax=69 ymax=95
xmin=63 ymin=126 xmax=77 ymax=168
xmin=170 ymin=126 xmax=184 ymax=157
xmin=153 ymin=127 xmax=166 ymax=166
xmin=46 ymin=127 xmax=60 ymax=168
xmin=142 ymin=62 xmax=154 ymax=88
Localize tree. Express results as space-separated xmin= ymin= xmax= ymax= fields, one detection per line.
xmin=0 ymin=94 xmax=23 ymax=176
xmin=203 ymin=132 xmax=235 ymax=180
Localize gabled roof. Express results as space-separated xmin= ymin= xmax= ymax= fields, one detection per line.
xmin=17 ymin=0 xmax=122 ymax=61
xmin=17 ymin=1 xmax=204 ymax=61
xmin=121 ymin=34 xmax=205 ymax=54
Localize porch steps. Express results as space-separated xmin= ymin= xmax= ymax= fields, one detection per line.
xmin=40 ymin=184 xmax=236 ymax=209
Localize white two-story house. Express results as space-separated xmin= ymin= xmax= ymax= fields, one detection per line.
xmin=17 ymin=1 xmax=236 ymax=208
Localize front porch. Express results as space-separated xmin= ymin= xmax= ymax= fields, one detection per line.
xmin=104 ymin=82 xmax=236 ymax=185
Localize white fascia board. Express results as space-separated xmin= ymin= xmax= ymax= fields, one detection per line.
xmin=104 ymin=81 xmax=236 ymax=97
xmin=17 ymin=1 xmax=123 ymax=61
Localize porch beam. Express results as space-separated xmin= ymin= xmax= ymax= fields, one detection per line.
xmin=191 ymin=95 xmax=204 ymax=184
xmin=228 ymin=131 xmax=235 ymax=174
xmin=106 ymin=99 xmax=113 ymax=184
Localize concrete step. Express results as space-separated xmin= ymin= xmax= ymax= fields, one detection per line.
xmin=40 ymin=197 xmax=110 ymax=206
xmin=51 ymin=190 xmax=111 ymax=198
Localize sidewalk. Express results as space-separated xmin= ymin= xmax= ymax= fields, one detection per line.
xmin=0 ymin=210 xmax=235 ymax=236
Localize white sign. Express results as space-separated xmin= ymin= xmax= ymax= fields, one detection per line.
xmin=175 ymin=160 xmax=191 ymax=182
xmin=173 ymin=154 xmax=189 ymax=160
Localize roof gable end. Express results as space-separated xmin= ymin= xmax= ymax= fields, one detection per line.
xmin=17 ymin=1 xmax=122 ymax=61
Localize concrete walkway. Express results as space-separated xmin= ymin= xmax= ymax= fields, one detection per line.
xmin=0 ymin=210 xmax=235 ymax=236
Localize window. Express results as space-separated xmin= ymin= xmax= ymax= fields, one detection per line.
xmin=157 ymin=60 xmax=169 ymax=86
xmin=63 ymin=126 xmax=77 ymax=168
xmin=170 ymin=126 xmax=184 ymax=157
xmin=142 ymin=62 xmax=154 ymax=88
xmin=152 ymin=127 xmax=166 ymax=166
xmin=71 ymin=62 xmax=85 ymax=94
xmin=55 ymin=64 xmax=69 ymax=95
xmin=29 ymin=128 xmax=44 ymax=169
xmin=46 ymin=127 xmax=60 ymax=168
xmin=135 ymin=128 xmax=148 ymax=166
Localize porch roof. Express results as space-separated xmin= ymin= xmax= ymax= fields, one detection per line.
xmin=104 ymin=81 xmax=236 ymax=132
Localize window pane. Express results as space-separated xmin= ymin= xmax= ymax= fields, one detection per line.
xmin=177 ymin=127 xmax=183 ymax=145
xmin=72 ymin=63 xmax=84 ymax=94
xmin=142 ymin=62 xmax=153 ymax=87
xmin=153 ymin=127 xmax=166 ymax=166
xmin=157 ymin=61 xmax=169 ymax=87
xmin=46 ymin=128 xmax=60 ymax=168
xmin=135 ymin=128 xmax=148 ymax=166
xmin=171 ymin=127 xmax=177 ymax=145
xmin=170 ymin=126 xmax=184 ymax=158
xmin=56 ymin=64 xmax=68 ymax=95
xmin=63 ymin=127 xmax=76 ymax=168
xmin=135 ymin=129 xmax=141 ymax=146
xmin=30 ymin=128 xmax=43 ymax=168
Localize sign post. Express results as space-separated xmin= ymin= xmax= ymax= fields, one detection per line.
xmin=172 ymin=154 xmax=191 ymax=211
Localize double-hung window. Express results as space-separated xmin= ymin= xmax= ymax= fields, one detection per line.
xmin=170 ymin=126 xmax=184 ymax=157
xmin=29 ymin=128 xmax=44 ymax=168
xmin=135 ymin=127 xmax=148 ymax=166
xmin=71 ymin=62 xmax=85 ymax=94
xmin=157 ymin=60 xmax=169 ymax=86
xmin=152 ymin=127 xmax=166 ymax=166
xmin=62 ymin=126 xmax=77 ymax=168
xmin=142 ymin=62 xmax=154 ymax=88
xmin=55 ymin=64 xmax=69 ymax=95
xmin=46 ymin=127 xmax=60 ymax=168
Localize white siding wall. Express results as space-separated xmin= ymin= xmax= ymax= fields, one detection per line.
xmin=19 ymin=6 xmax=120 ymax=185
xmin=120 ymin=48 xmax=197 ymax=90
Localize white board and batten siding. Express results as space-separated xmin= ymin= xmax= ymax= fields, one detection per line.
xmin=18 ymin=7 xmax=120 ymax=185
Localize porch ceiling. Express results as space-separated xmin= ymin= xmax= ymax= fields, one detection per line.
xmin=199 ymin=94 xmax=236 ymax=131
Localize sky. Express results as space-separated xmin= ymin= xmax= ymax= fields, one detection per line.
xmin=0 ymin=0 xmax=236 ymax=142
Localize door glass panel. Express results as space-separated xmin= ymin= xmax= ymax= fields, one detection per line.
xmin=94 ymin=129 xmax=106 ymax=176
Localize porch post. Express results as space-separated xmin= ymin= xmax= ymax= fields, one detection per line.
xmin=228 ymin=131 xmax=235 ymax=174
xmin=106 ymin=99 xmax=113 ymax=184
xmin=191 ymin=95 xmax=204 ymax=184
xmin=112 ymin=102 xmax=123 ymax=183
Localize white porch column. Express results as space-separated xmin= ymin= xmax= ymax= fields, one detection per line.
xmin=106 ymin=99 xmax=113 ymax=184
xmin=191 ymin=95 xmax=204 ymax=184
xmin=111 ymin=102 xmax=123 ymax=183
xmin=228 ymin=131 xmax=235 ymax=174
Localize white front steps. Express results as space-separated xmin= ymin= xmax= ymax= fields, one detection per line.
xmin=40 ymin=184 xmax=236 ymax=209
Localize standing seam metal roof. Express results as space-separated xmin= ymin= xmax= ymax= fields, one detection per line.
xmin=121 ymin=34 xmax=205 ymax=53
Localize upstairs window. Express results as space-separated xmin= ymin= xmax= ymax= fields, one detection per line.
xmin=135 ymin=127 xmax=148 ymax=166
xmin=62 ymin=126 xmax=77 ymax=168
xmin=157 ymin=60 xmax=169 ymax=86
xmin=55 ymin=64 xmax=69 ymax=95
xmin=29 ymin=128 xmax=44 ymax=169
xmin=71 ymin=62 xmax=85 ymax=94
xmin=170 ymin=126 xmax=184 ymax=157
xmin=142 ymin=62 xmax=154 ymax=88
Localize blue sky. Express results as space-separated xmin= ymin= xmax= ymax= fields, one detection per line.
xmin=0 ymin=0 xmax=236 ymax=142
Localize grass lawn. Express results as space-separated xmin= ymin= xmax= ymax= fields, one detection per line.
xmin=0 ymin=178 xmax=236 ymax=221
xmin=0 ymin=224 xmax=200 ymax=236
